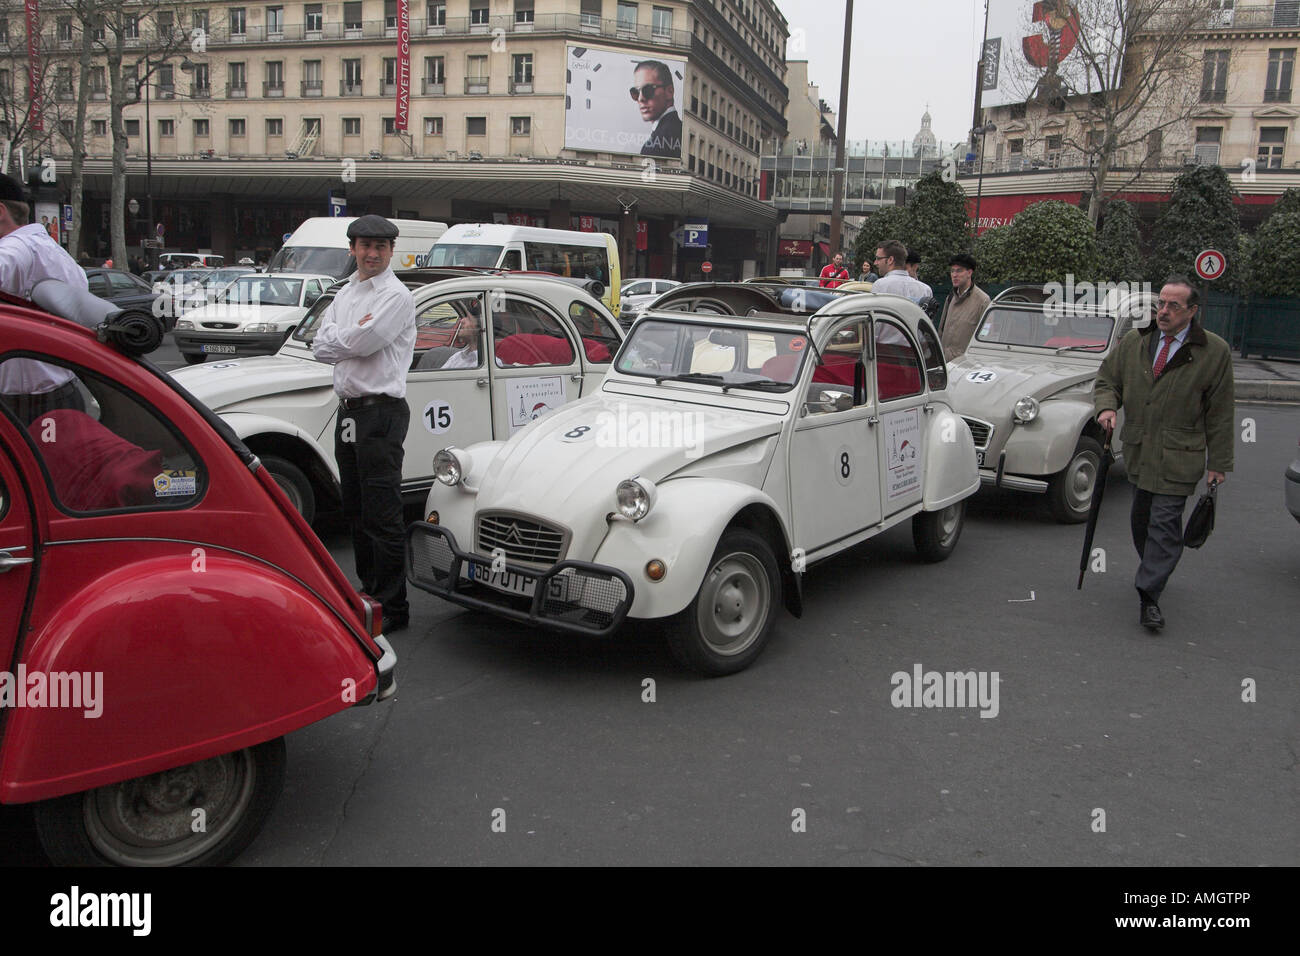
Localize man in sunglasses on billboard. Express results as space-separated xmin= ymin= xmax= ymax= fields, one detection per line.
xmin=632 ymin=61 xmax=682 ymax=159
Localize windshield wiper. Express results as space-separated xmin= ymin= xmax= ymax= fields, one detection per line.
xmin=654 ymin=372 xmax=726 ymax=386
xmin=722 ymin=378 xmax=791 ymax=392
xmin=1055 ymin=344 xmax=1107 ymax=355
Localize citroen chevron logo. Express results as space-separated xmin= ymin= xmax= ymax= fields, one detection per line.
xmin=502 ymin=523 xmax=523 ymax=545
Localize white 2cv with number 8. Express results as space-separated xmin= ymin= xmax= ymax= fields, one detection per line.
xmin=407 ymin=293 xmax=980 ymax=676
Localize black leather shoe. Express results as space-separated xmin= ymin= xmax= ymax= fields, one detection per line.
xmin=385 ymin=615 xmax=409 ymax=634
xmin=1139 ymin=601 xmax=1164 ymax=631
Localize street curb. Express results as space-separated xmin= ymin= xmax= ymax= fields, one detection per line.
xmin=1237 ymin=380 xmax=1300 ymax=402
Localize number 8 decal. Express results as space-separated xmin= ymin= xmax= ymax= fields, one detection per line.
xmin=836 ymin=444 xmax=853 ymax=487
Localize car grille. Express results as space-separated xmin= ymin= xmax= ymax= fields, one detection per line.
xmin=963 ymin=416 xmax=994 ymax=449
xmin=201 ymin=322 xmax=240 ymax=330
xmin=476 ymin=512 xmax=569 ymax=565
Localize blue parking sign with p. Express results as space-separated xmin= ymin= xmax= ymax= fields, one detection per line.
xmin=683 ymin=222 xmax=708 ymax=249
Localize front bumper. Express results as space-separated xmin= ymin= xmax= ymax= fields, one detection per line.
xmin=405 ymin=522 xmax=634 ymax=637
xmin=977 ymin=448 xmax=1049 ymax=494
xmin=354 ymin=635 xmax=397 ymax=705
xmin=174 ymin=329 xmax=285 ymax=356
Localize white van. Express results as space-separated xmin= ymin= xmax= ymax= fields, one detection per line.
xmin=427 ymin=223 xmax=622 ymax=316
xmin=268 ymin=217 xmax=448 ymax=278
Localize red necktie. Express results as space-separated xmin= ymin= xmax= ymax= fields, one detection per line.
xmin=1152 ymin=334 xmax=1175 ymax=378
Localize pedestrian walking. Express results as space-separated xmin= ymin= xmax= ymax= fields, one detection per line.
xmin=311 ymin=214 xmax=417 ymax=632
xmin=1093 ymin=276 xmax=1234 ymax=631
xmin=938 ymin=253 xmax=990 ymax=361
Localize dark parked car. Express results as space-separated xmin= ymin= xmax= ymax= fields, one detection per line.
xmin=82 ymin=268 xmax=163 ymax=325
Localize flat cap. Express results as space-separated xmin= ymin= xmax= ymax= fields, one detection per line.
xmin=346 ymin=214 xmax=399 ymax=240
xmin=0 ymin=174 xmax=26 ymax=203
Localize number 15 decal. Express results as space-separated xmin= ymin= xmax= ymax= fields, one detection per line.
xmin=423 ymin=399 xmax=453 ymax=435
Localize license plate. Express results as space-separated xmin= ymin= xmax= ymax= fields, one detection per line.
xmin=465 ymin=561 xmax=536 ymax=598
xmin=202 ymin=344 xmax=237 ymax=354
xmin=976 ymin=450 xmax=986 ymax=467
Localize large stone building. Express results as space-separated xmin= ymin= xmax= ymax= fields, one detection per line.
xmin=8 ymin=0 xmax=790 ymax=278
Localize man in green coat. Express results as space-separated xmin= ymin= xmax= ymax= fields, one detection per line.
xmin=1094 ymin=276 xmax=1234 ymax=631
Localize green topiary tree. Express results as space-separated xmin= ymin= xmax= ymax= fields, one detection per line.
xmin=1149 ymin=166 xmax=1240 ymax=280
xmin=1225 ymin=232 xmax=1255 ymax=297
xmin=999 ymin=200 xmax=1099 ymax=283
xmin=973 ymin=225 xmax=1014 ymax=284
xmin=851 ymin=204 xmax=909 ymax=276
xmin=1268 ymin=188 xmax=1300 ymax=220
xmin=1249 ymin=212 xmax=1300 ymax=296
xmin=902 ymin=169 xmax=972 ymax=286
xmin=1097 ymin=199 xmax=1143 ymax=284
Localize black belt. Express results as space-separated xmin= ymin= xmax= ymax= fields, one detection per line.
xmin=339 ymin=393 xmax=401 ymax=410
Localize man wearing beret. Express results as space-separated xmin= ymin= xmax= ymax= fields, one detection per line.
xmin=1094 ymin=276 xmax=1234 ymax=632
xmin=313 ymin=215 xmax=417 ymax=632
xmin=0 ymin=173 xmax=93 ymax=424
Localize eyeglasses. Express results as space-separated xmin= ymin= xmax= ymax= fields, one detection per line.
xmin=873 ymin=255 xmax=889 ymax=262
xmin=1156 ymin=299 xmax=1190 ymax=312
xmin=629 ymin=83 xmax=667 ymax=101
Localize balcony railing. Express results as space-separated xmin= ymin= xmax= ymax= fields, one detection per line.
xmin=465 ymin=76 xmax=490 ymax=94
xmin=185 ymin=13 xmax=692 ymax=47
xmin=156 ymin=83 xmax=176 ymax=99
xmin=421 ymin=78 xmax=445 ymax=95
xmin=227 ymin=82 xmax=247 ymax=98
xmin=509 ymin=78 xmax=533 ymax=94
xmin=301 ymin=80 xmax=323 ymax=97
xmin=1143 ymin=2 xmax=1300 ymax=30
xmin=340 ymin=80 xmax=364 ymax=96
xmin=380 ymin=81 xmax=397 ymax=95
xmin=263 ymin=81 xmax=285 ymax=97
xmin=190 ymin=85 xmax=211 ymax=100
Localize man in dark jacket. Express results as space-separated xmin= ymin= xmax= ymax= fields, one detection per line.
xmin=1094 ymin=276 xmax=1234 ymax=631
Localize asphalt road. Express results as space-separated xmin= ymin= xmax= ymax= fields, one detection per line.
xmin=2 ymin=403 xmax=1295 ymax=866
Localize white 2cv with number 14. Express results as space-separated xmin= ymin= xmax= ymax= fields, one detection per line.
xmin=407 ymin=293 xmax=980 ymax=676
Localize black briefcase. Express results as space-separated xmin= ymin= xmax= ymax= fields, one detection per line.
xmin=1183 ymin=479 xmax=1218 ymax=549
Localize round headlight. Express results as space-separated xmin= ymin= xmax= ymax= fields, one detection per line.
xmin=615 ymin=476 xmax=657 ymax=521
xmin=1013 ymin=396 xmax=1040 ymax=423
xmin=434 ymin=447 xmax=470 ymax=486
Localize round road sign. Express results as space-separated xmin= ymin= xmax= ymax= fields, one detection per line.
xmin=701 ymin=261 xmax=713 ymax=274
xmin=1195 ymin=249 xmax=1226 ymax=281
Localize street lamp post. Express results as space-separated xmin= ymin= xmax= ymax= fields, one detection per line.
xmin=144 ymin=55 xmax=152 ymax=256
xmin=972 ymin=123 xmax=997 ymax=239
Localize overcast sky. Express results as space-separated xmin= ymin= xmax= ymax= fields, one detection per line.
xmin=772 ymin=0 xmax=983 ymax=149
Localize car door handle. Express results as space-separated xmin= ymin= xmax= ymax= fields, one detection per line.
xmin=571 ymin=373 xmax=584 ymax=383
xmin=476 ymin=377 xmax=488 ymax=387
xmin=867 ymin=416 xmax=879 ymax=426
xmin=0 ymin=548 xmax=33 ymax=572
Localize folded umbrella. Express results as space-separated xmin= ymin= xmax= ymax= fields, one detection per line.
xmin=1077 ymin=434 xmax=1116 ymax=589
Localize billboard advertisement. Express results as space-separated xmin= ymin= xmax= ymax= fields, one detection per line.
xmin=35 ymin=201 xmax=61 ymax=245
xmin=565 ymin=46 xmax=685 ymax=160
xmin=981 ymin=1 xmax=1125 ymax=108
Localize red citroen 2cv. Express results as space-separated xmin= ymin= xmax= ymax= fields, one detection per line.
xmin=0 ymin=282 xmax=395 ymax=865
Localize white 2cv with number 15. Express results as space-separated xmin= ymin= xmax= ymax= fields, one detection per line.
xmin=406 ymin=293 xmax=980 ymax=676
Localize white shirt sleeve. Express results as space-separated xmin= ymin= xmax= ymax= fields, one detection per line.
xmin=313 ymin=285 xmax=413 ymax=361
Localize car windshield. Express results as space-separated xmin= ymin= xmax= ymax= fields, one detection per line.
xmin=221 ymin=276 xmax=303 ymax=307
xmin=267 ymin=246 xmax=353 ymax=277
xmin=427 ymin=243 xmax=503 ymax=268
xmin=206 ymin=268 xmax=253 ymax=285
xmin=615 ymin=318 xmax=809 ymax=392
xmin=974 ymin=306 xmax=1114 ymax=352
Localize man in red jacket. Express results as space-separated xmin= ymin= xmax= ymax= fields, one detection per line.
xmin=819 ymin=252 xmax=849 ymax=288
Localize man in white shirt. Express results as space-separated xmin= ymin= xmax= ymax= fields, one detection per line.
xmin=440 ymin=314 xmax=482 ymax=369
xmin=870 ymin=240 xmax=933 ymax=304
xmin=0 ymin=174 xmax=93 ymax=424
xmin=312 ymin=215 xmax=417 ymax=632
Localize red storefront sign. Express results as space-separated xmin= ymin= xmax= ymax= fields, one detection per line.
xmin=778 ymin=239 xmax=813 ymax=259
xmin=636 ymin=221 xmax=648 ymax=251
xmin=967 ymin=192 xmax=1083 ymax=235
xmin=578 ymin=215 xmax=596 ymax=232
xmin=394 ymin=0 xmax=410 ymax=130
xmin=24 ymin=0 xmax=42 ymax=132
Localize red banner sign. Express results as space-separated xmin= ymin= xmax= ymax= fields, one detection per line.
xmin=25 ymin=0 xmax=42 ymax=132
xmin=578 ymin=215 xmax=596 ymax=232
xmin=636 ymin=221 xmax=648 ymax=251
xmin=778 ymin=239 xmax=813 ymax=258
xmin=394 ymin=0 xmax=410 ymax=131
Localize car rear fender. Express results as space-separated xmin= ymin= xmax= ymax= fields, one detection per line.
xmin=593 ymin=478 xmax=792 ymax=620
xmin=1002 ymin=399 xmax=1095 ymax=476
xmin=0 ymin=548 xmax=376 ymax=805
xmin=924 ymin=408 xmax=980 ymax=510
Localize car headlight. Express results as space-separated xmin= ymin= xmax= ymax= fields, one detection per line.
xmin=244 ymin=323 xmax=276 ymax=333
xmin=434 ymin=447 xmax=471 ymax=486
xmin=1013 ymin=396 xmax=1040 ymax=423
xmin=175 ymin=320 xmax=194 ymax=330
xmin=616 ymin=476 xmax=657 ymax=521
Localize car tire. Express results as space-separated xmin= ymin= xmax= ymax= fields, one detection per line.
xmin=260 ymin=455 xmax=316 ymax=524
xmin=666 ymin=529 xmax=780 ymax=677
xmin=912 ymin=500 xmax=965 ymax=562
xmin=32 ymin=737 xmax=286 ymax=867
xmin=182 ymin=353 xmax=206 ymax=365
xmin=1048 ymin=436 xmax=1103 ymax=524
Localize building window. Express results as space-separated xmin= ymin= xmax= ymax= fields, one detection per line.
xmin=1258 ymin=127 xmax=1286 ymax=168
xmin=1275 ymin=1 xmax=1300 ymax=27
xmin=228 ymin=62 xmax=246 ymax=95
xmin=92 ymin=119 xmax=107 ymax=136
xmin=1195 ymin=126 xmax=1222 ymax=165
xmin=515 ymin=0 xmax=535 ymax=24
xmin=424 ymin=116 xmax=443 ymax=135
xmin=383 ymin=57 xmax=398 ymax=93
xmin=511 ymin=116 xmax=531 ymax=135
xmin=55 ymin=68 xmax=73 ymax=100
xmin=1265 ymin=49 xmax=1295 ymax=103
xmin=618 ymin=2 xmax=638 ymax=31
xmin=158 ymin=119 xmax=175 ymax=137
xmin=343 ymin=117 xmax=361 ymax=135
xmin=471 ymin=4 xmax=489 ymax=26
xmin=428 ymin=2 xmax=446 ymax=27
xmin=124 ymin=15 xmax=139 ymax=39
xmin=125 ymin=119 xmax=140 ymax=137
xmin=1147 ymin=129 xmax=1162 ymax=163
xmin=57 ymin=16 xmax=73 ymax=42
xmin=383 ymin=117 xmax=398 ymax=135
xmin=266 ymin=6 xmax=284 ymax=34
xmin=467 ymin=54 xmax=489 ymax=93
xmin=467 ymin=116 xmax=487 ymax=136
xmin=513 ymin=53 xmax=533 ymax=83
xmin=305 ymin=4 xmax=323 ymax=32
xmin=344 ymin=1 xmax=362 ymax=30
xmin=0 ymin=19 xmax=8 ymax=44
xmin=230 ymin=118 xmax=246 ymax=137
xmin=303 ymin=60 xmax=322 ymax=96
xmin=192 ymin=9 xmax=209 ymax=32
xmin=191 ymin=62 xmax=210 ymax=97
xmin=652 ymin=6 xmax=672 ymax=36
xmin=230 ymin=7 xmax=246 ymax=35
xmin=580 ymin=0 xmax=600 ymax=27
xmin=265 ymin=60 xmax=284 ymax=95
xmin=1201 ymin=49 xmax=1229 ymax=102
xmin=425 ymin=56 xmax=445 ymax=84
xmin=194 ymin=119 xmax=210 ymax=137
xmin=385 ymin=0 xmax=398 ymax=30
xmin=343 ymin=58 xmax=362 ymax=93
xmin=267 ymin=117 xmax=283 ymax=136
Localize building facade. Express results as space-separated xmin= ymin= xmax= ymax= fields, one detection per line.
xmin=6 ymin=0 xmax=791 ymax=278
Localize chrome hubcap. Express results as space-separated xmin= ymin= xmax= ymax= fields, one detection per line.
xmin=1068 ymin=453 xmax=1100 ymax=512
xmin=696 ymin=551 xmax=770 ymax=656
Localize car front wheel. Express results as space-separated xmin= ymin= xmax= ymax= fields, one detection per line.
xmin=261 ymin=454 xmax=316 ymax=524
xmin=666 ymin=529 xmax=780 ymax=677
xmin=1048 ymin=436 xmax=1103 ymax=523
xmin=913 ymin=500 xmax=965 ymax=562
xmin=33 ymin=737 xmax=286 ymax=867
xmin=181 ymin=353 xmax=206 ymax=365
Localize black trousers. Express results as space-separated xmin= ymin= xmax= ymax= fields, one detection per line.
xmin=335 ymin=398 xmax=409 ymax=622
xmin=1131 ymin=488 xmax=1188 ymax=602
xmin=0 ymin=380 xmax=87 ymax=427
